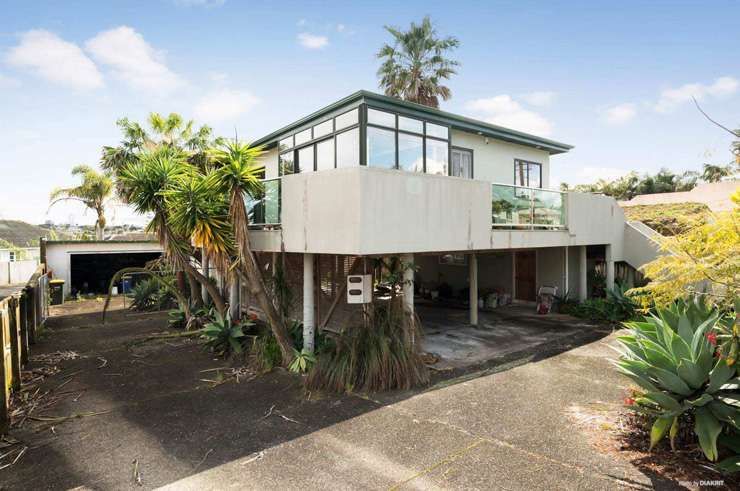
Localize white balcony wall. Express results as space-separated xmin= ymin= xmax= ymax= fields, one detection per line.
xmin=450 ymin=129 xmax=551 ymax=187
xmin=258 ymin=147 xmax=279 ymax=179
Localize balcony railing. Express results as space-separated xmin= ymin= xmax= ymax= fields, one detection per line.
xmin=491 ymin=183 xmax=566 ymax=229
xmin=245 ymin=178 xmax=281 ymax=227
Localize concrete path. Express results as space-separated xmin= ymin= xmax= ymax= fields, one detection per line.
xmin=1 ymin=299 xmax=666 ymax=490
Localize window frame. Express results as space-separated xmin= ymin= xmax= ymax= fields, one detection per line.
xmin=451 ymin=146 xmax=474 ymax=179
xmin=514 ymin=159 xmax=543 ymax=188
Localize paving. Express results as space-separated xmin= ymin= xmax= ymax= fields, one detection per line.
xmin=0 ymin=298 xmax=671 ymax=490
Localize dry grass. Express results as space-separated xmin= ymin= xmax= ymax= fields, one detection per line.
xmin=623 ymin=202 xmax=711 ymax=236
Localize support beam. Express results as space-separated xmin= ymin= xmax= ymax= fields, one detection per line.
xmin=578 ymin=246 xmax=587 ymax=302
xmin=401 ymin=253 xmax=414 ymax=315
xmin=605 ymin=244 xmax=615 ymax=293
xmin=469 ymin=253 xmax=478 ymax=326
xmin=563 ymin=247 xmax=569 ymax=296
xmin=303 ymin=253 xmax=315 ymax=354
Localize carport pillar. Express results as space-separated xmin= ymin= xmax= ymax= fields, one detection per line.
xmin=302 ymin=253 xmax=315 ymax=354
xmin=229 ymin=276 xmax=240 ymax=320
xmin=469 ymin=253 xmax=478 ymax=326
xmin=605 ymin=244 xmax=615 ymax=293
xmin=401 ymin=253 xmax=414 ymax=315
xmin=578 ymin=246 xmax=587 ymax=302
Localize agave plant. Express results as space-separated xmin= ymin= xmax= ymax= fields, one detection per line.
xmin=202 ymin=311 xmax=251 ymax=357
xmin=615 ymin=296 xmax=740 ymax=468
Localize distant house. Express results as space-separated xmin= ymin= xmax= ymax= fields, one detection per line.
xmin=619 ymin=180 xmax=739 ymax=212
xmin=0 ymin=220 xmax=56 ymax=262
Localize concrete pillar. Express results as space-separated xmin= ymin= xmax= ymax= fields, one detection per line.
xmin=578 ymin=246 xmax=587 ymax=302
xmin=563 ymin=247 xmax=569 ymax=297
xmin=401 ymin=253 xmax=414 ymax=315
xmin=469 ymin=253 xmax=478 ymax=326
xmin=229 ymin=276 xmax=239 ymax=320
xmin=605 ymin=244 xmax=615 ymax=293
xmin=302 ymin=253 xmax=315 ymax=353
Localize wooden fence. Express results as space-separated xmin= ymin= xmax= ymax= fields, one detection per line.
xmin=0 ymin=264 xmax=48 ymax=433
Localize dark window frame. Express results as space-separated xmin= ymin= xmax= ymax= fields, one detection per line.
xmin=451 ymin=146 xmax=474 ymax=179
xmin=514 ymin=159 xmax=543 ymax=188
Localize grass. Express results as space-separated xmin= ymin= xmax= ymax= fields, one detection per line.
xmin=623 ymin=202 xmax=710 ymax=236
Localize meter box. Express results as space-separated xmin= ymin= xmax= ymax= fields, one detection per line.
xmin=347 ymin=274 xmax=372 ymax=304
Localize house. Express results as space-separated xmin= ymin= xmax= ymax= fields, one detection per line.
xmin=233 ymin=91 xmax=658 ymax=337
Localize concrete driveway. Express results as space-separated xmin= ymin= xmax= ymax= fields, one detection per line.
xmin=1 ymin=299 xmax=663 ymax=490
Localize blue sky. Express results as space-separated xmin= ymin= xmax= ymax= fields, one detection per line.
xmin=1 ymin=0 xmax=738 ymax=226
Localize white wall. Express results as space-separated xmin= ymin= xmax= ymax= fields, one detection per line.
xmin=450 ymin=129 xmax=552 ymax=188
xmin=0 ymin=260 xmax=38 ymax=285
xmin=259 ymin=147 xmax=279 ymax=179
xmin=45 ymin=241 xmax=163 ymax=297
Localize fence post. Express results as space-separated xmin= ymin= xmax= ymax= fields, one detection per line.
xmin=0 ymin=306 xmax=9 ymax=435
xmin=8 ymin=296 xmax=22 ymax=391
xmin=18 ymin=292 xmax=29 ymax=365
xmin=26 ymin=287 xmax=36 ymax=345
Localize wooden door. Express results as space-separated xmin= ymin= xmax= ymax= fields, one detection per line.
xmin=515 ymin=251 xmax=537 ymax=301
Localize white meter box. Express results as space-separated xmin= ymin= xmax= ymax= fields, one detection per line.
xmin=347 ymin=274 xmax=372 ymax=304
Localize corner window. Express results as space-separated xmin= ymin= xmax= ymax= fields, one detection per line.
xmin=398 ymin=133 xmax=424 ymax=172
xmin=336 ymin=128 xmax=360 ymax=168
xmin=367 ymin=126 xmax=396 ymax=169
xmin=279 ymin=151 xmax=295 ymax=176
xmin=515 ymin=159 xmax=542 ymax=188
xmin=425 ymin=139 xmax=449 ymax=175
xmin=335 ymin=108 xmax=359 ymax=131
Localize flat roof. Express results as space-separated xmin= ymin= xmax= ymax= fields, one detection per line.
xmin=253 ymin=90 xmax=573 ymax=155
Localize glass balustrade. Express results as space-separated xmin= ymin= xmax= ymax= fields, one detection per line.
xmin=245 ymin=178 xmax=281 ymax=226
xmin=492 ymin=183 xmax=566 ymax=229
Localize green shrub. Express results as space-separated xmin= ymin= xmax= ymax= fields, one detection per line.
xmin=201 ymin=310 xmax=251 ymax=358
xmin=250 ymin=320 xmax=325 ymax=372
xmin=572 ymin=284 xmax=638 ymax=323
xmin=615 ymin=297 xmax=740 ymax=470
xmin=128 ymin=278 xmax=176 ymax=312
xmin=306 ymin=298 xmax=429 ymax=393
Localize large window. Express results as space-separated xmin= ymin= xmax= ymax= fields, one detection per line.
xmin=398 ymin=133 xmax=424 ymax=172
xmin=336 ymin=127 xmax=360 ymax=168
xmin=279 ymin=151 xmax=295 ymax=175
xmin=297 ymin=146 xmax=314 ymax=173
xmin=515 ymin=159 xmax=542 ymax=188
xmin=425 ymin=139 xmax=449 ymax=175
xmin=367 ymin=126 xmax=396 ymax=169
xmin=316 ymin=138 xmax=334 ymax=171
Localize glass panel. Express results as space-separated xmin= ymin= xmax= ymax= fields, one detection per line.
xmin=313 ymin=119 xmax=333 ymax=139
xmin=316 ymin=138 xmax=334 ymax=171
xmin=425 ymin=139 xmax=448 ymax=175
xmin=367 ymin=126 xmax=396 ymax=169
xmin=399 ymin=116 xmax=423 ymax=134
xmin=245 ymin=179 xmax=281 ymax=225
xmin=279 ymin=151 xmax=295 ymax=176
xmin=367 ymin=108 xmax=396 ymax=128
xmin=491 ymin=184 xmax=532 ymax=226
xmin=515 ymin=160 xmax=542 ymax=188
xmin=294 ymin=128 xmax=312 ymax=146
xmin=297 ymin=145 xmax=314 ymax=173
xmin=335 ymin=108 xmax=359 ymax=130
xmin=532 ymin=188 xmax=565 ymax=226
xmin=426 ymin=122 xmax=449 ymax=140
xmin=528 ymin=163 xmax=542 ymax=188
xmin=398 ymin=133 xmax=423 ymax=172
xmin=336 ymin=127 xmax=359 ymax=168
xmin=278 ymin=136 xmax=293 ymax=152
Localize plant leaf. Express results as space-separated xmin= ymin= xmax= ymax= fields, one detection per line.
xmin=695 ymin=406 xmax=722 ymax=461
xmin=644 ymin=392 xmax=682 ymax=412
xmin=650 ymin=416 xmax=672 ymax=450
xmin=677 ymin=359 xmax=706 ymax=389
xmin=708 ymin=359 xmax=736 ymax=393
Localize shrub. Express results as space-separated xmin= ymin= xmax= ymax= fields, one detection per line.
xmin=201 ymin=310 xmax=251 ymax=358
xmin=250 ymin=320 xmax=325 ymax=372
xmin=306 ymin=298 xmax=429 ymax=393
xmin=615 ymin=296 xmax=740 ymax=470
xmin=572 ymin=284 xmax=638 ymax=323
xmin=128 ymin=278 xmax=176 ymax=312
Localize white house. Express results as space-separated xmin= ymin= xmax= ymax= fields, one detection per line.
xmin=234 ymin=91 xmax=659 ymax=337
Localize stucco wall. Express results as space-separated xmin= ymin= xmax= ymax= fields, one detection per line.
xmin=258 ymin=147 xmax=279 ymax=179
xmin=45 ymin=241 xmax=163 ymax=297
xmin=450 ymin=129 xmax=551 ymax=187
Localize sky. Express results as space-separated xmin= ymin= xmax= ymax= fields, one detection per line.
xmin=0 ymin=0 xmax=738 ymax=226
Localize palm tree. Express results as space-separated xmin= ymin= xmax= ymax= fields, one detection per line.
xmin=209 ymin=140 xmax=295 ymax=364
xmin=377 ymin=16 xmax=460 ymax=108
xmin=702 ymin=163 xmax=735 ymax=183
xmin=50 ymin=165 xmax=112 ymax=240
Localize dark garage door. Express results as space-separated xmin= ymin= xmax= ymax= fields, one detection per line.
xmin=70 ymin=252 xmax=162 ymax=295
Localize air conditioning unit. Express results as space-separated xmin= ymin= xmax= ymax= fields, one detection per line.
xmin=347 ymin=274 xmax=372 ymax=304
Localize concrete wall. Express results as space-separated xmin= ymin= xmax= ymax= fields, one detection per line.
xmin=451 ymin=129 xmax=551 ymax=187
xmin=45 ymin=241 xmax=163 ymax=297
xmin=536 ymin=247 xmax=566 ymax=295
xmin=623 ymin=222 xmax=663 ymax=270
xmin=259 ymin=147 xmax=279 ymax=179
xmin=415 ymin=252 xmax=514 ymax=297
xmin=0 ymin=260 xmax=37 ymax=286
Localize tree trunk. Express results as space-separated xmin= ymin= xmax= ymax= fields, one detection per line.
xmin=95 ymin=223 xmax=104 ymax=240
xmin=186 ymin=271 xmax=203 ymax=309
xmin=186 ymin=261 xmax=227 ymax=315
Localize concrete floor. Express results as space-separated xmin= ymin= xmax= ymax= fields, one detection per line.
xmin=418 ymin=302 xmax=601 ymax=370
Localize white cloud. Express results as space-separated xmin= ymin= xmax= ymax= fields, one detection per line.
xmin=466 ymin=95 xmax=552 ymax=136
xmin=297 ymin=32 xmax=329 ymax=49
xmin=521 ymin=91 xmax=556 ymax=107
xmin=654 ymin=76 xmax=738 ymax=113
xmin=0 ymin=72 xmax=21 ymax=88
xmin=603 ymin=103 xmax=637 ymax=125
xmin=5 ymin=29 xmax=103 ymax=90
xmin=193 ymin=88 xmax=259 ymax=123
xmin=85 ymin=26 xmax=184 ymax=93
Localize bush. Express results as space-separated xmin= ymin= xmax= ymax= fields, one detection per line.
xmin=615 ymin=296 xmax=740 ymax=471
xmin=128 ymin=278 xmax=176 ymax=312
xmin=250 ymin=320 xmax=326 ymax=372
xmin=201 ymin=310 xmax=252 ymax=358
xmin=572 ymin=284 xmax=638 ymax=323
xmin=305 ymin=298 xmax=429 ymax=393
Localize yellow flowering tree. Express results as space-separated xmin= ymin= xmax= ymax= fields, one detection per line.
xmin=632 ymin=187 xmax=740 ymax=307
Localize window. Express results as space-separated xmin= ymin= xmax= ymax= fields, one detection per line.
xmin=278 ymin=136 xmax=293 ymax=152
xmin=335 ymin=108 xmax=359 ymax=131
xmin=297 ymin=146 xmax=314 ymax=173
xmin=279 ymin=151 xmax=295 ymax=176
xmin=8 ymin=251 xmax=16 ymax=262
xmin=515 ymin=160 xmax=542 ymax=188
xmin=336 ymin=128 xmax=360 ymax=168
xmin=316 ymin=138 xmax=334 ymax=171
xmin=426 ymin=122 xmax=449 ymax=140
xmin=294 ymin=128 xmax=312 ymax=146
xmin=425 ymin=139 xmax=449 ymax=175
xmin=451 ymin=148 xmax=473 ymax=178
xmin=398 ymin=133 xmax=424 ymax=172
xmin=367 ymin=127 xmax=396 ymax=169
xmin=367 ymin=108 xmax=396 ymax=128
xmin=398 ymin=116 xmax=423 ymax=134
xmin=313 ymin=119 xmax=333 ymax=139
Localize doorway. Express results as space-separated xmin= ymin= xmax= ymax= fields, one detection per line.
xmin=515 ymin=250 xmax=537 ymax=301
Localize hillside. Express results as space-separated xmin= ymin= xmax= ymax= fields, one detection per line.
xmin=0 ymin=220 xmax=60 ymax=247
xmin=622 ymin=202 xmax=711 ymax=236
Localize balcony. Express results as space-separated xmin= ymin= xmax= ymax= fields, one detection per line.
xmin=491 ymin=183 xmax=567 ymax=229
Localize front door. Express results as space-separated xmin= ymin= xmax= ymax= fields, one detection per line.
xmin=451 ymin=148 xmax=473 ymax=178
xmin=515 ymin=251 xmax=537 ymax=301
